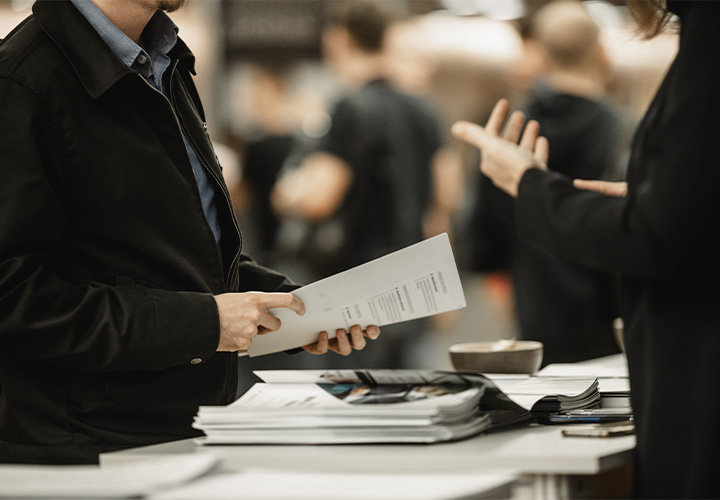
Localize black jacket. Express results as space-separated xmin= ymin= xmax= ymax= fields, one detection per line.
xmin=470 ymin=87 xmax=623 ymax=364
xmin=0 ymin=1 xmax=294 ymax=464
xmin=516 ymin=2 xmax=720 ymax=497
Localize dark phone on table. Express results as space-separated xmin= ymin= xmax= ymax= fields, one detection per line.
xmin=545 ymin=408 xmax=632 ymax=424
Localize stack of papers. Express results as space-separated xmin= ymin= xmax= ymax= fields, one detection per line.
xmin=486 ymin=376 xmax=601 ymax=413
xmin=538 ymin=356 xmax=631 ymax=409
xmin=195 ymin=370 xmax=526 ymax=445
xmin=195 ymin=370 xmax=603 ymax=444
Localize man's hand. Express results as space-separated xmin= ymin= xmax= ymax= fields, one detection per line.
xmin=573 ymin=179 xmax=628 ymax=197
xmin=452 ymin=99 xmax=549 ymax=197
xmin=214 ymin=292 xmax=305 ymax=352
xmin=302 ymin=325 xmax=381 ymax=356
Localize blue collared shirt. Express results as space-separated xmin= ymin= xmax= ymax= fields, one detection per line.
xmin=70 ymin=0 xmax=223 ymax=248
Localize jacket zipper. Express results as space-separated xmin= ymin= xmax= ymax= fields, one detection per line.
xmin=137 ymin=61 xmax=241 ymax=291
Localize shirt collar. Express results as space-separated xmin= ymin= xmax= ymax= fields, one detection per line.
xmin=69 ymin=0 xmax=178 ymax=70
xmin=143 ymin=10 xmax=179 ymax=60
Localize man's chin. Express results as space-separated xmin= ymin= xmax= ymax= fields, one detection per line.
xmin=158 ymin=0 xmax=185 ymax=12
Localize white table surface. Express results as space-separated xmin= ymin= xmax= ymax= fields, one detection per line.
xmin=101 ymin=423 xmax=634 ymax=477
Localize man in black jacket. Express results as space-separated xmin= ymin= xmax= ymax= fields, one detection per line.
xmin=0 ymin=0 xmax=378 ymax=464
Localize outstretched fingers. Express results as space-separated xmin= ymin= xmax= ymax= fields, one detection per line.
xmin=451 ymin=121 xmax=497 ymax=152
xmin=503 ymin=110 xmax=526 ymax=144
xmin=485 ymin=98 xmax=510 ymax=135
xmin=519 ymin=120 xmax=539 ymax=151
xmin=534 ymin=136 xmax=549 ymax=166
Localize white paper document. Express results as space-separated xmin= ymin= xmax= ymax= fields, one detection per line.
xmin=247 ymin=233 xmax=466 ymax=357
xmin=485 ymin=375 xmax=599 ymax=411
xmin=537 ymin=362 xmax=628 ymax=378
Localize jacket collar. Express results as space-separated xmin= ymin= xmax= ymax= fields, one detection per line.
xmin=32 ymin=0 xmax=196 ymax=99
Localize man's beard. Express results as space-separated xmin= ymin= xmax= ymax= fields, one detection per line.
xmin=157 ymin=0 xmax=185 ymax=12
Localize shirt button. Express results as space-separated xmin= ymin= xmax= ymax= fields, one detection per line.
xmin=190 ymin=357 xmax=202 ymax=365
xmin=137 ymin=53 xmax=148 ymax=65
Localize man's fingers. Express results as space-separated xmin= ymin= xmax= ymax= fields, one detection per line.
xmin=259 ymin=292 xmax=306 ymax=316
xmin=502 ymin=110 xmax=526 ymax=144
xmin=534 ymin=136 xmax=549 ymax=166
xmin=303 ymin=331 xmax=328 ymax=354
xmin=485 ymin=98 xmax=510 ymax=135
xmin=365 ymin=325 xmax=381 ymax=340
xmin=257 ymin=311 xmax=281 ymax=333
xmin=330 ymin=329 xmax=352 ymax=356
xmin=349 ymin=325 xmax=367 ymax=350
xmin=520 ymin=120 xmax=539 ymax=151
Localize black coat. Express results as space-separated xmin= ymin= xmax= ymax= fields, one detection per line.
xmin=516 ymin=2 xmax=720 ymax=497
xmin=0 ymin=1 xmax=294 ymax=464
xmin=470 ymin=87 xmax=624 ymax=364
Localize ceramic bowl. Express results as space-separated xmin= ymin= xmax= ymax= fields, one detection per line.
xmin=449 ymin=340 xmax=543 ymax=374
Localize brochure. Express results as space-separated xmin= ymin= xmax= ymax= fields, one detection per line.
xmin=244 ymin=234 xmax=466 ymax=357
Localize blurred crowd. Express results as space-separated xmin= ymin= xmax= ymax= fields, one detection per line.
xmin=202 ymin=0 xmax=677 ymax=387
xmin=216 ymin=0 xmax=677 ymax=387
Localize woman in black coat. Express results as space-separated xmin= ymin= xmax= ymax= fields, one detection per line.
xmin=453 ymin=1 xmax=720 ymax=498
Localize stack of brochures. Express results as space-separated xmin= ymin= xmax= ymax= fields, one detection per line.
xmin=194 ymin=370 xmax=530 ymax=445
xmin=537 ymin=358 xmax=631 ymax=409
xmin=486 ymin=376 xmax=601 ymax=413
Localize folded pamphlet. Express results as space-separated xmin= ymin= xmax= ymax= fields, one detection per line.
xmin=245 ymin=233 xmax=466 ymax=357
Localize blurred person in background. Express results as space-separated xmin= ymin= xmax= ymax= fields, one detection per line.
xmin=270 ymin=1 xmax=443 ymax=368
xmin=469 ymin=0 xmax=627 ymax=364
xmin=0 ymin=0 xmax=380 ymax=464
xmin=453 ymin=1 xmax=720 ymax=496
xmin=238 ymin=64 xmax=297 ymax=266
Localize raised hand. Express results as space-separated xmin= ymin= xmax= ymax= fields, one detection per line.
xmin=452 ymin=99 xmax=549 ymax=197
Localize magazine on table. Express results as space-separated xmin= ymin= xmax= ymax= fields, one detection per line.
xmin=194 ymin=370 xmax=596 ymax=445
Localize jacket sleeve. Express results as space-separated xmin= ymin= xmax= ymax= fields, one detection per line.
xmin=515 ymin=169 xmax=664 ymax=278
xmin=516 ymin=107 xmax=720 ymax=282
xmin=0 ymin=76 xmax=220 ymax=372
xmin=234 ymin=253 xmax=300 ymax=293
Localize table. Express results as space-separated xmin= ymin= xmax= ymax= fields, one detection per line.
xmin=101 ymin=423 xmax=635 ymax=499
